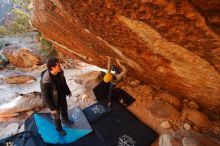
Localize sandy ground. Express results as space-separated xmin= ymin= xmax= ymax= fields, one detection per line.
xmin=0 ymin=62 xmax=104 ymax=104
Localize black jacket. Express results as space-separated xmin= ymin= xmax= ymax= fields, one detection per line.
xmin=40 ymin=70 xmax=71 ymax=111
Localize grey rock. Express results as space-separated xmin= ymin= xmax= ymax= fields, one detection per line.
xmin=182 ymin=136 xmax=203 ymax=146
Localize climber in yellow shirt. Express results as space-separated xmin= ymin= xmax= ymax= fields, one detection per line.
xmin=103 ymin=56 xmax=127 ymax=107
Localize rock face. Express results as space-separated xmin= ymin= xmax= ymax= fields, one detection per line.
xmin=32 ymin=0 xmax=220 ymax=111
xmin=0 ymin=91 xmax=44 ymax=118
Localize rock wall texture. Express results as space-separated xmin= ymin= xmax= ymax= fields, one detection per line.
xmin=32 ymin=0 xmax=220 ymax=111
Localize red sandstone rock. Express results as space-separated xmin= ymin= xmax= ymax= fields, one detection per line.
xmin=182 ymin=109 xmax=210 ymax=128
xmin=149 ymin=100 xmax=180 ymax=120
xmin=32 ymin=0 xmax=220 ymax=111
xmin=6 ymin=75 xmax=36 ymax=84
xmin=4 ymin=48 xmax=42 ymax=68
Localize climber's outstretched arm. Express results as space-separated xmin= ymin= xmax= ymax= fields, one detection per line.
xmin=107 ymin=56 xmax=112 ymax=73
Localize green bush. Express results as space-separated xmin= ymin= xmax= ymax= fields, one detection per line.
xmin=40 ymin=37 xmax=57 ymax=57
xmin=0 ymin=26 xmax=7 ymax=36
xmin=11 ymin=0 xmax=32 ymax=12
xmin=1 ymin=0 xmax=33 ymax=36
xmin=8 ymin=8 xmax=32 ymax=35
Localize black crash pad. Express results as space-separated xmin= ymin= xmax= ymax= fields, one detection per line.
xmin=83 ymin=102 xmax=111 ymax=123
xmin=93 ymin=81 xmax=110 ymax=101
xmin=112 ymin=88 xmax=136 ymax=107
xmin=104 ymin=122 xmax=158 ymax=146
xmin=92 ymin=103 xmax=137 ymax=143
xmin=92 ymin=102 xmax=158 ymax=145
xmin=48 ymin=102 xmax=158 ymax=146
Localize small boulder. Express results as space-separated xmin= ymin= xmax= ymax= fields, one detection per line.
xmin=6 ymin=75 xmax=36 ymax=84
xmin=183 ymin=99 xmax=189 ymax=103
xmin=159 ymin=134 xmax=182 ymax=146
xmin=182 ymin=136 xmax=202 ymax=146
xmin=213 ymin=126 xmax=220 ymax=135
xmin=4 ymin=48 xmax=42 ymax=68
xmin=160 ymin=121 xmax=172 ymax=129
xmin=161 ymin=131 xmax=220 ymax=146
xmin=183 ymin=123 xmax=191 ymax=131
xmin=183 ymin=109 xmax=210 ymax=128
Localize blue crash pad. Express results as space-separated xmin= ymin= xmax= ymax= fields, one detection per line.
xmin=34 ymin=106 xmax=92 ymax=144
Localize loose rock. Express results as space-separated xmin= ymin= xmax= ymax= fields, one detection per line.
xmin=159 ymin=134 xmax=181 ymax=146
xmin=183 ymin=109 xmax=210 ymax=128
xmin=6 ymin=75 xmax=36 ymax=84
xmin=183 ymin=99 xmax=189 ymax=103
xmin=183 ymin=123 xmax=191 ymax=131
xmin=4 ymin=48 xmax=42 ymax=68
xmin=213 ymin=126 xmax=220 ymax=135
xmin=182 ymin=136 xmax=202 ymax=146
xmin=160 ymin=121 xmax=172 ymax=129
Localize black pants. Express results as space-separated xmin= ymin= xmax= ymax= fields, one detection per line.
xmin=53 ymin=95 xmax=68 ymax=130
xmin=108 ymin=83 xmax=116 ymax=103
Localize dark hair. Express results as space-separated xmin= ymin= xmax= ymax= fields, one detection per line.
xmin=112 ymin=65 xmax=120 ymax=75
xmin=47 ymin=57 xmax=59 ymax=71
xmin=98 ymin=71 xmax=105 ymax=80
